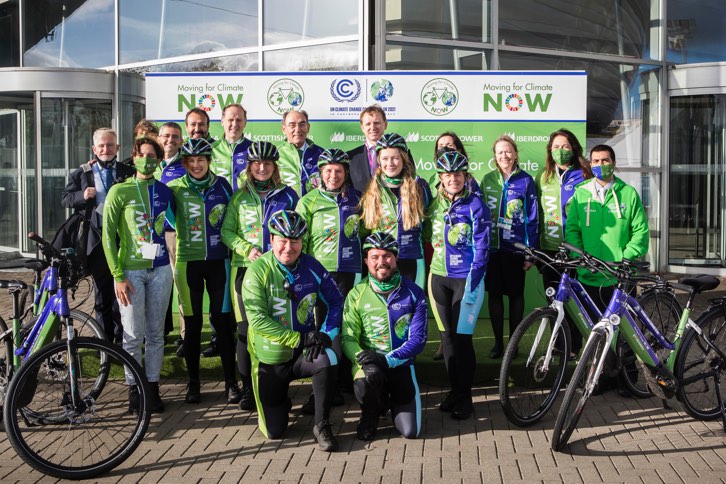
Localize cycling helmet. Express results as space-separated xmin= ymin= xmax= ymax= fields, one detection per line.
xmin=317 ymin=148 xmax=350 ymax=169
xmin=247 ymin=141 xmax=280 ymax=162
xmin=181 ymin=138 xmax=213 ymax=157
xmin=362 ymin=232 xmax=399 ymax=255
xmin=375 ymin=133 xmax=408 ymax=152
xmin=436 ymin=150 xmax=469 ymax=173
xmin=268 ymin=210 xmax=307 ymax=239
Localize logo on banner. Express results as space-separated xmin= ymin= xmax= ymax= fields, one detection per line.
xmin=330 ymin=79 xmax=361 ymax=103
xmin=421 ymin=78 xmax=459 ymax=115
xmin=405 ymin=133 xmax=420 ymax=143
xmin=267 ymin=78 xmax=305 ymax=115
xmin=370 ymin=79 xmax=394 ymax=102
xmin=197 ymin=94 xmax=216 ymax=112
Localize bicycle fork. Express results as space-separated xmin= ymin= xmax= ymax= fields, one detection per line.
xmin=527 ymin=300 xmax=567 ymax=370
xmin=581 ymin=317 xmax=619 ymax=397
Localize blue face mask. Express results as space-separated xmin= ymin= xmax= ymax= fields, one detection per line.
xmin=591 ymin=164 xmax=614 ymax=181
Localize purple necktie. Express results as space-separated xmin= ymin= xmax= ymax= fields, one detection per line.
xmin=368 ymin=146 xmax=377 ymax=176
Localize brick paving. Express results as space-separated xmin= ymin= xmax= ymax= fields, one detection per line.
xmin=1 ymin=268 xmax=726 ymax=483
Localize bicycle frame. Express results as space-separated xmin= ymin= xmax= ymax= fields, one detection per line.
xmin=31 ymin=265 xmax=57 ymax=316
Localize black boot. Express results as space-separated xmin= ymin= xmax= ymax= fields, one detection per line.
xmin=186 ymin=380 xmax=201 ymax=403
xmin=238 ymin=384 xmax=255 ymax=411
xmin=313 ymin=419 xmax=339 ymax=452
xmin=149 ymin=382 xmax=165 ymax=413
xmin=128 ymin=385 xmax=140 ymax=414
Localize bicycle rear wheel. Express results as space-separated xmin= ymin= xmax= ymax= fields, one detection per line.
xmin=675 ymin=305 xmax=726 ymax=420
xmin=3 ymin=337 xmax=150 ymax=480
xmin=619 ymin=289 xmax=681 ymax=398
xmin=499 ymin=307 xmax=570 ymax=427
xmin=551 ymin=327 xmax=609 ymax=451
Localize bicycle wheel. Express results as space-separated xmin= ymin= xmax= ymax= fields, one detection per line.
xmin=3 ymin=337 xmax=150 ymax=480
xmin=21 ymin=309 xmax=106 ymax=342
xmin=499 ymin=307 xmax=571 ymax=427
xmin=0 ymin=316 xmax=13 ymax=411
xmin=675 ymin=306 xmax=726 ymax=420
xmin=619 ymin=289 xmax=681 ymax=398
xmin=551 ymin=327 xmax=609 ymax=451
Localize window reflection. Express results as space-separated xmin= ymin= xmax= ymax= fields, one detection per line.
xmin=386 ymin=43 xmax=490 ymax=70
xmin=386 ymin=0 xmax=490 ymax=42
xmin=264 ymin=43 xmax=358 ymax=71
xmin=0 ymin=1 xmax=19 ymax=67
xmin=667 ymin=0 xmax=726 ymax=63
xmin=499 ymin=0 xmax=658 ymax=60
xmin=120 ymin=0 xmax=258 ymax=64
xmin=24 ymin=0 xmax=114 ymax=67
xmin=263 ymin=0 xmax=358 ymax=45
xmin=121 ymin=54 xmax=259 ymax=75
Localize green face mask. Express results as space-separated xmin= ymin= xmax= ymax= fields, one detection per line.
xmin=552 ymin=148 xmax=573 ymax=165
xmin=134 ymin=156 xmax=159 ymax=176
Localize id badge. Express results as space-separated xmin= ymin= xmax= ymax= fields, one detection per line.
xmin=497 ymin=216 xmax=513 ymax=231
xmin=140 ymin=242 xmax=161 ymax=260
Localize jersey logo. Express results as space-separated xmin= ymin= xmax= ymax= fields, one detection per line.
xmin=321 ymin=213 xmax=337 ymax=254
xmin=486 ymin=194 xmax=497 ymax=211
xmin=188 ymin=202 xmax=204 ymax=242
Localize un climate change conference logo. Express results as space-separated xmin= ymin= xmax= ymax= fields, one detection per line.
xmin=331 ymin=79 xmax=361 ymax=103
xmin=268 ymin=78 xmax=305 ymax=115
xmin=421 ymin=78 xmax=459 ymax=115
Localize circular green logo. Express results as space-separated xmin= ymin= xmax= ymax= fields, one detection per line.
xmin=506 ymin=199 xmax=524 ymax=222
xmin=154 ymin=212 xmax=165 ymax=237
xmin=343 ymin=214 xmax=359 ymax=239
xmin=208 ymin=204 xmax=226 ymax=229
xmin=296 ymin=293 xmax=317 ymax=327
xmin=394 ymin=314 xmax=411 ymax=339
xmin=447 ymin=223 xmax=472 ymax=247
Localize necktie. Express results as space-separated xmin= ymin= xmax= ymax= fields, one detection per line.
xmin=297 ymin=149 xmax=304 ymax=161
xmin=368 ymin=146 xmax=377 ymax=176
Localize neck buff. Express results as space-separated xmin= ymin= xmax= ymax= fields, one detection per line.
xmin=253 ymin=178 xmax=275 ymax=192
xmin=186 ymin=172 xmax=213 ymax=190
xmin=369 ymin=271 xmax=401 ymax=294
xmin=381 ymin=174 xmax=403 ymax=188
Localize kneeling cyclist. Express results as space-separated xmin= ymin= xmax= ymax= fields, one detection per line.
xmin=242 ymin=210 xmax=344 ymax=451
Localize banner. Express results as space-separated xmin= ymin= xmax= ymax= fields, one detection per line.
xmin=145 ymin=71 xmax=587 ymax=181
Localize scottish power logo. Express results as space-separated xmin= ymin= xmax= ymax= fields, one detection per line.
xmin=370 ymin=79 xmax=394 ymax=102
xmin=421 ymin=78 xmax=459 ymax=116
xmin=267 ymin=78 xmax=305 ymax=115
xmin=330 ymin=79 xmax=361 ymax=103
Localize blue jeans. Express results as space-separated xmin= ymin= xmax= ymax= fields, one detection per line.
xmin=117 ymin=265 xmax=173 ymax=384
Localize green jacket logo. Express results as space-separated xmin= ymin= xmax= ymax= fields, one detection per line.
xmin=296 ymin=293 xmax=316 ymax=327
xmin=447 ymin=223 xmax=472 ymax=247
xmin=394 ymin=314 xmax=411 ymax=339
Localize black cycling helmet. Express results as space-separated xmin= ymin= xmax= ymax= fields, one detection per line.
xmin=268 ymin=210 xmax=307 ymax=239
xmin=317 ymin=148 xmax=350 ymax=169
xmin=247 ymin=141 xmax=280 ymax=162
xmin=375 ymin=133 xmax=408 ymax=152
xmin=363 ymin=232 xmax=399 ymax=255
xmin=181 ymin=138 xmax=213 ymax=157
xmin=436 ymin=150 xmax=469 ymax=173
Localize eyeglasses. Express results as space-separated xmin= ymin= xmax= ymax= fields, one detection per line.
xmin=283 ymin=279 xmax=298 ymax=301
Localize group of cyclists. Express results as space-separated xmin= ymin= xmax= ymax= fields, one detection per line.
xmin=62 ymin=102 xmax=649 ymax=453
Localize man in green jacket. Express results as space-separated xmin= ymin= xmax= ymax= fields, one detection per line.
xmin=565 ymin=144 xmax=649 ymax=394
xmin=277 ymin=110 xmax=324 ymax=197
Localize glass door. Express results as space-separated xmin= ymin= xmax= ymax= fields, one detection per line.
xmin=0 ymin=109 xmax=20 ymax=251
xmin=669 ymin=94 xmax=726 ymax=266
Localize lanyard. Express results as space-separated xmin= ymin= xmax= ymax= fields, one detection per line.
xmin=134 ymin=178 xmax=155 ymax=242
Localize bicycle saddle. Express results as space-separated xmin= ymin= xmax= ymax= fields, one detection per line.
xmin=0 ymin=257 xmax=49 ymax=272
xmin=678 ymin=274 xmax=720 ymax=293
xmin=0 ymin=279 xmax=29 ymax=290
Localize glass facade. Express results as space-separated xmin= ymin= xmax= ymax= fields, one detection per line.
xmin=1 ymin=0 xmax=725 ymax=270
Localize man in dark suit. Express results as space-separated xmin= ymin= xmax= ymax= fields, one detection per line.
xmin=347 ymin=105 xmax=414 ymax=193
xmin=61 ymin=128 xmax=135 ymax=343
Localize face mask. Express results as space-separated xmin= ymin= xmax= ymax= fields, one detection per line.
xmin=134 ymin=156 xmax=158 ymax=176
xmin=591 ymin=164 xmax=614 ymax=181
xmin=552 ymin=148 xmax=573 ymax=165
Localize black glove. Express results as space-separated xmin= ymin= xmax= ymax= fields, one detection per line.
xmin=356 ymin=350 xmax=388 ymax=369
xmin=362 ymin=363 xmax=385 ymax=388
xmin=302 ymin=331 xmax=332 ymax=362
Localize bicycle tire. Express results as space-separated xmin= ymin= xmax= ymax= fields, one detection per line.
xmin=551 ymin=327 xmax=609 ymax=451
xmin=675 ymin=305 xmax=726 ymax=420
xmin=0 ymin=316 xmax=13 ymax=414
xmin=499 ymin=307 xmax=571 ymax=427
xmin=21 ymin=308 xmax=106 ymax=342
xmin=619 ymin=289 xmax=681 ymax=398
xmin=3 ymin=337 xmax=150 ymax=480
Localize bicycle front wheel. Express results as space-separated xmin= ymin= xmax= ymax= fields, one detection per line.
xmin=3 ymin=337 xmax=150 ymax=480
xmin=551 ymin=327 xmax=609 ymax=451
xmin=675 ymin=305 xmax=726 ymax=420
xmin=619 ymin=289 xmax=681 ymax=398
xmin=499 ymin=307 xmax=570 ymax=427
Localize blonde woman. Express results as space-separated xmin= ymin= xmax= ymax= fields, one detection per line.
xmin=359 ymin=133 xmax=432 ymax=288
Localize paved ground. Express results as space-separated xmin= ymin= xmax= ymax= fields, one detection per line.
xmin=1 ymin=268 xmax=726 ymax=483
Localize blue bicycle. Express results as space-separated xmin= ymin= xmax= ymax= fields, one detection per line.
xmin=0 ymin=232 xmax=150 ymax=480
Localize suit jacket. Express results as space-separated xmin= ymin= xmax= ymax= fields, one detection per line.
xmin=347 ymin=144 xmax=417 ymax=194
xmin=61 ymin=159 xmax=136 ymax=254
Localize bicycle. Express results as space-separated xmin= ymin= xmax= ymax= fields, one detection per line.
xmin=1 ymin=232 xmax=150 ymax=480
xmin=499 ymin=243 xmax=680 ymax=427
xmin=551 ymin=242 xmax=726 ymax=451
